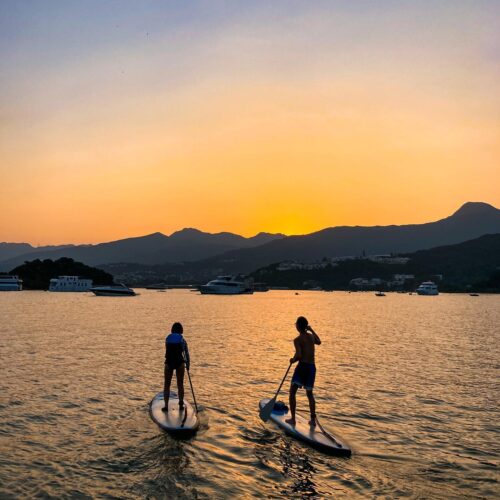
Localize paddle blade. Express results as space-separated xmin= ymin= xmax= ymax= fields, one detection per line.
xmin=259 ymin=397 xmax=276 ymax=422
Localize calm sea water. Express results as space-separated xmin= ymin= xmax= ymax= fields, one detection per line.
xmin=0 ymin=290 xmax=498 ymax=498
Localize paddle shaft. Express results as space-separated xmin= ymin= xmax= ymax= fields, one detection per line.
xmin=272 ymin=362 xmax=293 ymax=402
xmin=185 ymin=365 xmax=198 ymax=414
xmin=315 ymin=415 xmax=341 ymax=447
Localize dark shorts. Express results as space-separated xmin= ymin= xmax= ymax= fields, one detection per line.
xmin=291 ymin=362 xmax=316 ymax=390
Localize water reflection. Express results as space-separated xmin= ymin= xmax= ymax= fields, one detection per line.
xmin=278 ymin=440 xmax=318 ymax=497
xmin=0 ymin=290 xmax=498 ymax=498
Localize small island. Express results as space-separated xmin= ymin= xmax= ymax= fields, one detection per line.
xmin=8 ymin=257 xmax=114 ymax=290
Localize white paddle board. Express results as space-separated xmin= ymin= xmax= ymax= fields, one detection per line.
xmin=259 ymin=398 xmax=351 ymax=456
xmin=150 ymin=392 xmax=199 ymax=435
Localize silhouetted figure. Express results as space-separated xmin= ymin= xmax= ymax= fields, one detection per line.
xmin=285 ymin=316 xmax=321 ymax=427
xmin=162 ymin=322 xmax=190 ymax=412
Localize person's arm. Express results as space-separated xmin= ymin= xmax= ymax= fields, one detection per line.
xmin=183 ymin=339 xmax=190 ymax=370
xmin=290 ymin=337 xmax=302 ymax=363
xmin=308 ymin=326 xmax=321 ymax=345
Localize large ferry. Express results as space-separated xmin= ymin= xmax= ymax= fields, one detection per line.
xmin=199 ymin=275 xmax=253 ymax=295
xmin=416 ymin=281 xmax=439 ymax=296
xmin=49 ymin=276 xmax=92 ymax=292
xmin=0 ymin=275 xmax=23 ymax=291
xmin=89 ymin=284 xmax=136 ymax=296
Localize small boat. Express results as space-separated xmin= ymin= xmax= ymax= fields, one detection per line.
xmin=149 ymin=392 xmax=199 ymax=435
xmin=199 ymin=275 xmax=253 ymax=295
xmin=416 ymin=281 xmax=439 ymax=296
xmin=375 ymin=291 xmax=385 ymax=297
xmin=259 ymin=399 xmax=351 ymax=456
xmin=469 ymin=293 xmax=479 ymax=297
xmin=0 ymin=275 xmax=23 ymax=291
xmin=89 ymin=284 xmax=136 ymax=296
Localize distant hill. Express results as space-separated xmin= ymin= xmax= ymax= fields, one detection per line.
xmin=251 ymin=233 xmax=500 ymax=291
xmin=192 ymin=202 xmax=500 ymax=275
xmin=1 ymin=202 xmax=499 ymax=274
xmin=10 ymin=257 xmax=114 ymax=290
xmin=0 ymin=242 xmax=75 ymax=262
xmin=0 ymin=230 xmax=284 ymax=270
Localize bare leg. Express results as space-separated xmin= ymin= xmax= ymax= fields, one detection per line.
xmin=285 ymin=384 xmax=298 ymax=426
xmin=162 ymin=365 xmax=174 ymax=412
xmin=306 ymin=389 xmax=316 ymax=426
xmin=176 ymin=363 xmax=185 ymax=409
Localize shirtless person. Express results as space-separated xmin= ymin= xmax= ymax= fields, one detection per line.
xmin=285 ymin=316 xmax=321 ymax=427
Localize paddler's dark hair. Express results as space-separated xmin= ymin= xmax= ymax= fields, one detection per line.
xmin=296 ymin=316 xmax=308 ymax=331
xmin=171 ymin=322 xmax=183 ymax=334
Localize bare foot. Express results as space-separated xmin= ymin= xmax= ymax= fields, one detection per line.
xmin=285 ymin=418 xmax=296 ymax=426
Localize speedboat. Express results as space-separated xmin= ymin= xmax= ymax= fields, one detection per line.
xmin=89 ymin=284 xmax=136 ymax=296
xmin=416 ymin=281 xmax=439 ymax=296
xmin=199 ymin=275 xmax=253 ymax=295
xmin=0 ymin=275 xmax=22 ymax=291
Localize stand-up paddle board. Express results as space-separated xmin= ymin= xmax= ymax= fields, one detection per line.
xmin=150 ymin=392 xmax=199 ymax=435
xmin=259 ymin=398 xmax=351 ymax=457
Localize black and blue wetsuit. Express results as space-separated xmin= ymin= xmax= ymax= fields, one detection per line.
xmin=165 ymin=333 xmax=190 ymax=370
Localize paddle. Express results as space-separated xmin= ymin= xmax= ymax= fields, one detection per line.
xmin=259 ymin=362 xmax=293 ymax=422
xmin=315 ymin=415 xmax=342 ymax=448
xmin=185 ymin=363 xmax=199 ymax=414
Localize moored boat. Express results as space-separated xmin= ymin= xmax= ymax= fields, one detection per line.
xmin=89 ymin=284 xmax=136 ymax=296
xmin=199 ymin=275 xmax=253 ymax=295
xmin=416 ymin=281 xmax=439 ymax=296
xmin=0 ymin=275 xmax=23 ymax=291
xmin=49 ymin=276 xmax=92 ymax=292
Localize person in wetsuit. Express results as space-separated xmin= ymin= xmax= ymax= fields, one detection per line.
xmin=285 ymin=316 xmax=321 ymax=427
xmin=162 ymin=322 xmax=190 ymax=412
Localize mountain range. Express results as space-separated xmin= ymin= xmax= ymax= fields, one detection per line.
xmin=0 ymin=229 xmax=284 ymax=270
xmin=1 ymin=202 xmax=499 ymax=275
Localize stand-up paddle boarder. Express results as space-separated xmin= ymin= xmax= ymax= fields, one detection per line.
xmin=285 ymin=316 xmax=321 ymax=427
xmin=162 ymin=322 xmax=190 ymax=413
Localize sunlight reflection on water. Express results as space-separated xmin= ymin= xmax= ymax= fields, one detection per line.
xmin=1 ymin=290 xmax=499 ymax=498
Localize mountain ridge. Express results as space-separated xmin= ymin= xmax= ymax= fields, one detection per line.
xmin=1 ymin=202 xmax=498 ymax=272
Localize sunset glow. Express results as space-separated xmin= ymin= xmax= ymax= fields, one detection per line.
xmin=1 ymin=1 xmax=499 ymax=244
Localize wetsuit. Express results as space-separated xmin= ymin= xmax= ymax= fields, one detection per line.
xmin=165 ymin=333 xmax=190 ymax=370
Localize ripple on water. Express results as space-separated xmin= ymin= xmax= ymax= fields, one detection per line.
xmin=1 ymin=290 xmax=499 ymax=498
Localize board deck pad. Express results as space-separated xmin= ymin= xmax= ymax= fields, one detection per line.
xmin=259 ymin=398 xmax=351 ymax=456
xmin=150 ymin=392 xmax=199 ymax=434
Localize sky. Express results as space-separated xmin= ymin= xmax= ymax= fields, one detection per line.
xmin=1 ymin=0 xmax=499 ymax=245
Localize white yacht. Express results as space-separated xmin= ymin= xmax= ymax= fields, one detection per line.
xmin=199 ymin=276 xmax=253 ymax=295
xmin=89 ymin=284 xmax=136 ymax=296
xmin=416 ymin=281 xmax=439 ymax=296
xmin=49 ymin=276 xmax=92 ymax=292
xmin=0 ymin=275 xmax=23 ymax=291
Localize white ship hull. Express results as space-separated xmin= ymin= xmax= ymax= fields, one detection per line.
xmin=0 ymin=284 xmax=22 ymax=291
xmin=416 ymin=289 xmax=439 ymax=296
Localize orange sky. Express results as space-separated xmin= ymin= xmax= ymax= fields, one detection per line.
xmin=1 ymin=2 xmax=499 ymax=244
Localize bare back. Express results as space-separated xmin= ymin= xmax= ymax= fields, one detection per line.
xmin=295 ymin=332 xmax=316 ymax=363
